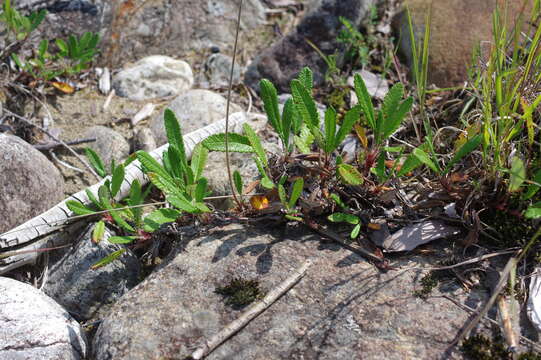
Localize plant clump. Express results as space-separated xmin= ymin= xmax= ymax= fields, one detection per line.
xmin=215 ymin=277 xmax=265 ymax=309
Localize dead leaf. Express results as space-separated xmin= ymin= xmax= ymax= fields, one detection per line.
xmin=382 ymin=220 xmax=461 ymax=252
xmin=51 ymin=81 xmax=75 ymax=94
xmin=250 ymin=195 xmax=269 ymax=210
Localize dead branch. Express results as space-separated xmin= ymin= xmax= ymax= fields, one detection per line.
xmin=191 ymin=259 xmax=312 ymax=359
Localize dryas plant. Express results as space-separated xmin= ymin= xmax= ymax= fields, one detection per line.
xmin=66 ymin=109 xmax=212 ymax=267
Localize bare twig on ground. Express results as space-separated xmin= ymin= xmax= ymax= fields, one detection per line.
xmin=451 ymin=253 xmax=519 ymax=347
xmin=191 ymin=259 xmax=312 ymax=359
xmin=33 ymin=137 xmax=96 ymax=151
xmin=4 ymin=108 xmax=101 ymax=180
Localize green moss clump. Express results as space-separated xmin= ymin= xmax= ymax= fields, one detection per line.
xmin=461 ymin=334 xmax=510 ymax=360
xmin=215 ymin=278 xmax=265 ymax=309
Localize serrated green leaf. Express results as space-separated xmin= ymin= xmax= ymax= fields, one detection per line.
xmin=337 ymin=164 xmax=364 ymax=185
xmin=335 ymin=105 xmax=362 ymax=148
xmin=278 ymin=184 xmax=287 ymax=206
xmin=233 ymin=170 xmax=243 ymax=195
xmin=351 ymin=223 xmax=361 ymax=239
xmin=324 ymin=107 xmax=337 ymax=153
xmin=523 ymin=169 xmax=541 ymax=200
xmin=86 ymin=189 xmax=101 ymax=208
xmin=110 ymin=164 xmax=125 ymax=198
xmin=136 ymin=150 xmax=173 ymax=183
xmin=291 ymin=79 xmax=319 ymax=129
xmin=84 ymin=147 xmax=106 ymax=177
xmin=190 ymin=143 xmax=208 ymax=181
xmin=108 ymin=236 xmax=137 ymax=244
xmin=167 ymin=144 xmax=183 ymax=179
xmin=288 ymin=177 xmax=304 ymax=209
xmin=243 ymin=123 xmax=267 ymax=167
xmin=444 ymin=134 xmax=481 ymax=174
xmin=327 ymin=212 xmax=360 ymax=225
xmin=297 ymin=67 xmax=313 ymax=92
xmin=281 ymin=98 xmax=294 ymax=148
xmin=412 ymin=148 xmax=440 ymax=174
xmin=381 ymin=96 xmax=413 ymax=141
xmin=164 ymin=109 xmax=188 ymax=170
xmin=194 ymin=177 xmax=208 ymax=203
xmin=372 ymin=152 xmax=386 ymax=180
xmin=92 ymin=221 xmax=106 ymax=243
xmin=91 ymin=249 xmax=126 ymax=270
xmin=525 ymin=202 xmax=541 ymax=219
xmin=396 ymin=152 xmax=422 ymax=177
xmin=261 ymin=177 xmax=275 ymax=189
xmin=353 ymin=73 xmax=375 ymax=130
xmin=202 ymin=133 xmax=253 ymax=153
xmin=294 ymin=124 xmax=314 ymax=154
xmin=167 ymin=194 xmax=198 ymax=213
xmin=330 ymin=193 xmax=346 ymax=209
xmin=509 ymin=156 xmax=526 ymax=192
xmin=66 ymin=200 xmax=95 ymax=215
xmin=260 ymin=79 xmax=281 ymax=134
xmin=143 ymin=208 xmax=181 ymax=233
xmin=147 ymin=173 xmax=182 ymax=197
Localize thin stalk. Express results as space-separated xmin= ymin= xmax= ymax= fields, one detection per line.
xmin=225 ymin=0 xmax=243 ymax=210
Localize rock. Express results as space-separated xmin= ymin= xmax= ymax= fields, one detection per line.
xmin=203 ymin=116 xmax=281 ymax=209
xmin=393 ymin=0 xmax=532 ymax=87
xmin=348 ymin=69 xmax=389 ymax=103
xmin=41 ymin=223 xmax=141 ymax=321
xmin=83 ymin=126 xmax=130 ymax=169
xmin=93 ymin=223 xmax=492 ymax=359
xmin=245 ymin=0 xmax=378 ymax=93
xmin=0 ymin=277 xmax=87 ymax=359
xmin=149 ymin=89 xmax=242 ymax=146
xmin=101 ymin=0 xmax=266 ymax=67
xmin=200 ymin=53 xmax=241 ymax=88
xmin=0 ymin=134 xmax=64 ymax=234
xmin=113 ymin=56 xmax=193 ymax=101
xmin=134 ymin=127 xmax=157 ymax=152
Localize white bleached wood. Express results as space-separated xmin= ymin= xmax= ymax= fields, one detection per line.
xmin=0 ymin=112 xmax=247 ymax=274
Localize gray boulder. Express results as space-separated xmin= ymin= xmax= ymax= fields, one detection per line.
xmin=149 ymin=89 xmax=242 ymax=146
xmin=0 ymin=277 xmax=87 ymax=360
xmin=83 ymin=126 xmax=130 ymax=169
xmin=245 ymin=0 xmax=378 ymax=93
xmin=0 ymin=134 xmax=64 ymax=234
xmin=42 ymin=223 xmax=141 ymax=321
xmin=113 ymin=56 xmax=194 ymax=101
xmin=93 ymin=223 xmax=489 ymax=359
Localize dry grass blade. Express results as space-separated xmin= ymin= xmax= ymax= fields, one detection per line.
xmin=191 ymin=259 xmax=312 ymax=359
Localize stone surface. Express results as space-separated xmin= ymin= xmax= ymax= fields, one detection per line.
xmin=0 ymin=277 xmax=87 ymax=359
xmin=393 ymin=0 xmax=532 ymax=87
xmin=83 ymin=126 xmax=130 ymax=169
xmin=149 ymin=89 xmax=242 ymax=146
xmin=245 ymin=0 xmax=378 ymax=93
xmin=101 ymin=0 xmax=267 ymax=68
xmin=93 ymin=223 xmax=490 ymax=360
xmin=0 ymin=134 xmax=64 ymax=234
xmin=134 ymin=127 xmax=157 ymax=152
xmin=199 ymin=53 xmax=242 ymax=89
xmin=42 ymin=223 xmax=141 ymax=321
xmin=113 ymin=56 xmax=194 ymax=101
xmin=204 ymin=116 xmax=281 ymax=209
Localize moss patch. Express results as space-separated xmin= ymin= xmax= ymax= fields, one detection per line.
xmin=215 ymin=277 xmax=265 ymax=309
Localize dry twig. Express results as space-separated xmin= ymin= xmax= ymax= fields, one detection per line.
xmin=191 ymin=259 xmax=312 ymax=359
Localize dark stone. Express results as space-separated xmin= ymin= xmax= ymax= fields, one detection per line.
xmin=245 ymin=0 xmax=378 ymax=93
xmin=92 ymin=223 xmax=492 ymax=359
xmin=41 ymin=223 xmax=140 ymax=321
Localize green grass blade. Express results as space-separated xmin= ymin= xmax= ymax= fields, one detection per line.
xmin=444 ymin=134 xmax=481 ymax=174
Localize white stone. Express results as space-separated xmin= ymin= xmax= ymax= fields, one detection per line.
xmin=149 ymin=89 xmax=242 ymax=145
xmin=113 ymin=56 xmax=194 ymax=101
xmin=0 ymin=277 xmax=87 ymax=359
